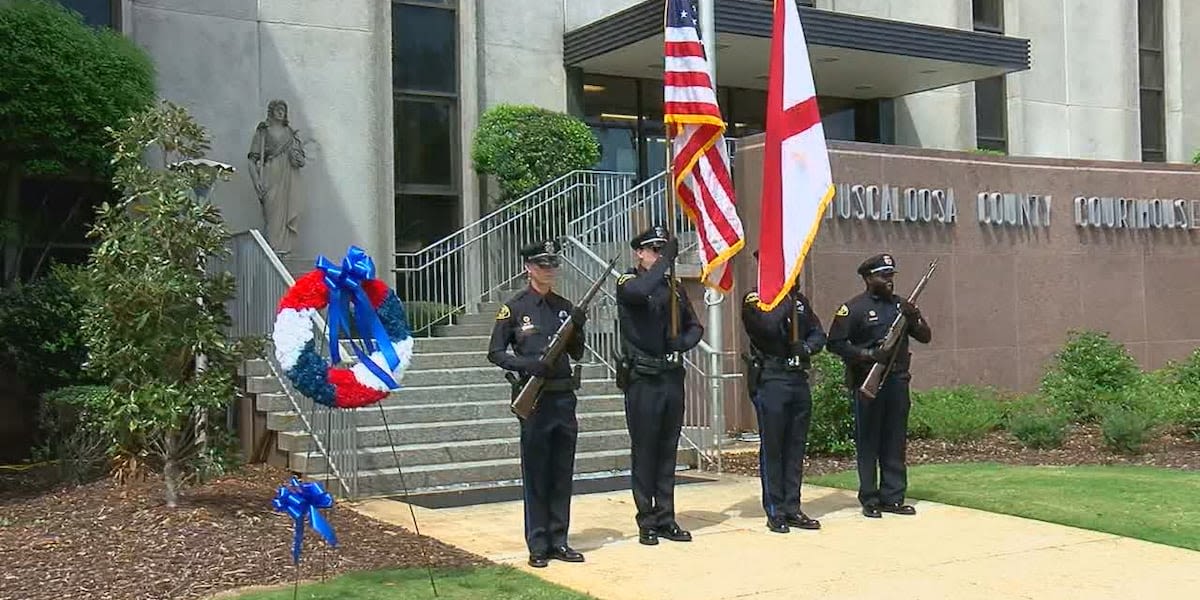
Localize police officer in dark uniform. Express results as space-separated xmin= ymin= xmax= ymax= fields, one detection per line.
xmin=740 ymin=255 xmax=827 ymax=533
xmin=487 ymin=239 xmax=588 ymax=568
xmin=614 ymin=225 xmax=704 ymax=546
xmin=827 ymin=253 xmax=931 ymax=519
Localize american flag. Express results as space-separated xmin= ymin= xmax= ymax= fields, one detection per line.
xmin=664 ymin=0 xmax=745 ymax=292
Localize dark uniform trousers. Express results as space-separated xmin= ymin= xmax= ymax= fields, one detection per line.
xmin=624 ymin=368 xmax=685 ymax=531
xmin=852 ymin=372 xmax=911 ymax=507
xmin=752 ymin=368 xmax=813 ymax=519
xmin=519 ymin=388 xmax=579 ymax=555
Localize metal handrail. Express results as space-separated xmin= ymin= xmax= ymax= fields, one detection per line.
xmin=223 ymin=229 xmax=357 ymax=497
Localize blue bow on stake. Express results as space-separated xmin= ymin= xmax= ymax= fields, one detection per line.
xmin=315 ymin=246 xmax=402 ymax=390
xmin=272 ymin=477 xmax=338 ymax=564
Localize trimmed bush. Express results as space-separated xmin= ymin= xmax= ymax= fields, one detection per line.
xmin=1004 ymin=397 xmax=1070 ymax=449
xmin=1039 ymin=330 xmax=1141 ymax=422
xmin=471 ymin=104 xmax=600 ymax=206
xmin=909 ymin=386 xmax=1004 ymax=442
xmin=807 ymin=351 xmax=854 ymax=455
xmin=1100 ymin=405 xmax=1156 ymax=454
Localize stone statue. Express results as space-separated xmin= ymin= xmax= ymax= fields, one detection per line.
xmin=248 ymin=100 xmax=306 ymax=255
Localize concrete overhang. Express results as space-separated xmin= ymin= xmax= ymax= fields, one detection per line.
xmin=564 ymin=0 xmax=1031 ymax=99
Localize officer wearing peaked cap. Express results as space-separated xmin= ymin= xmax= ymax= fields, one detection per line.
xmin=826 ymin=253 xmax=931 ymax=519
xmin=487 ymin=238 xmax=588 ymax=568
xmin=741 ymin=250 xmax=827 ymax=533
xmin=614 ymin=224 xmax=704 ymax=546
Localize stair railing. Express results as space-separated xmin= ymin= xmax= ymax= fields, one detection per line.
xmin=394 ymin=170 xmax=635 ymax=337
xmin=223 ymin=229 xmax=358 ymax=497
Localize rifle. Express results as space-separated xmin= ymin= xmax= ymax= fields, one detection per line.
xmin=858 ymin=259 xmax=938 ymax=400
xmin=510 ymin=256 xmax=618 ymax=419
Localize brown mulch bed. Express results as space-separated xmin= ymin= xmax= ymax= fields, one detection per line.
xmin=0 ymin=464 xmax=487 ymax=600
xmin=722 ymin=425 xmax=1200 ymax=479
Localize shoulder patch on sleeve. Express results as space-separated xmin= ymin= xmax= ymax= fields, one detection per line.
xmin=835 ymin=304 xmax=849 ymax=317
xmin=617 ymin=273 xmax=635 ymax=285
xmin=496 ymin=304 xmax=511 ymax=320
xmin=743 ymin=291 xmax=760 ymax=304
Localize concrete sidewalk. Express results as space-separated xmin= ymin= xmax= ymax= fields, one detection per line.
xmin=353 ymin=473 xmax=1200 ymax=599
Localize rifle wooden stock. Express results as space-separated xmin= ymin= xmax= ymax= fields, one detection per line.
xmin=858 ymin=259 xmax=939 ymax=400
xmin=510 ymin=256 xmax=617 ymax=419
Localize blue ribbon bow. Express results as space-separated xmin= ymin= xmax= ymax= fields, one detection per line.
xmin=315 ymin=246 xmax=402 ymax=390
xmin=271 ymin=477 xmax=338 ymax=564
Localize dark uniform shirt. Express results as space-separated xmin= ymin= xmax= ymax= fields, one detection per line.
xmin=827 ymin=291 xmax=932 ymax=386
xmin=487 ymin=287 xmax=584 ymax=379
xmin=615 ymin=266 xmax=703 ymax=356
xmin=741 ymin=289 xmax=827 ymax=361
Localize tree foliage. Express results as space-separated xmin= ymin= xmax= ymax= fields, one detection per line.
xmin=471 ymin=104 xmax=600 ymax=205
xmin=0 ymin=0 xmax=155 ymax=175
xmin=74 ymin=101 xmax=236 ymax=506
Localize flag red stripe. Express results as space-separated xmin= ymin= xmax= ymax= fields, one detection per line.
xmin=664 ymin=101 xmax=724 ymax=118
xmin=664 ymin=40 xmax=706 ymax=58
xmin=664 ymin=71 xmax=714 ymax=89
xmin=701 ymin=144 xmax=741 ymax=245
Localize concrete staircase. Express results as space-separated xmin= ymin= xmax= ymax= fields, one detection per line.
xmin=240 ymin=296 xmax=696 ymax=499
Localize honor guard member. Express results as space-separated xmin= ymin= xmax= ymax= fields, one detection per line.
xmin=487 ymin=239 xmax=589 ymax=568
xmin=741 ymin=253 xmax=827 ymax=533
xmin=614 ymin=225 xmax=704 ymax=546
xmin=827 ymin=253 xmax=931 ymax=519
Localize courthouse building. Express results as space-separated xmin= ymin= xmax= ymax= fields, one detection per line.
xmin=66 ymin=0 xmax=1200 ymax=393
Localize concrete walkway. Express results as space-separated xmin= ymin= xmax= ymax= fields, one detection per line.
xmin=352 ymin=473 xmax=1200 ymax=599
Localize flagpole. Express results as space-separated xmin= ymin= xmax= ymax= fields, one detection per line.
xmin=663 ymin=1 xmax=679 ymax=341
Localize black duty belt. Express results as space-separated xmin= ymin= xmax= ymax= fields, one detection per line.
xmin=758 ymin=354 xmax=810 ymax=373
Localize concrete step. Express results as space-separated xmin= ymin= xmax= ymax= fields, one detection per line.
xmin=276 ymin=411 xmax=628 ymax=451
xmin=401 ymin=364 xmax=608 ymax=388
xmin=255 ymin=379 xmax=620 ymax=412
xmin=290 ymin=428 xmax=633 ymax=472
xmin=408 ymin=351 xmax=492 ymax=370
xmin=353 ymin=449 xmax=631 ymax=493
xmin=267 ymin=395 xmax=626 ymax=431
xmin=452 ymin=311 xmax=506 ymax=326
xmin=350 ymin=449 xmax=696 ymax=496
xmin=246 ymin=375 xmax=282 ymax=394
xmin=238 ymin=359 xmax=271 ymax=378
xmin=412 ymin=335 xmax=490 ymax=353
xmin=432 ymin=323 xmax=495 ymax=337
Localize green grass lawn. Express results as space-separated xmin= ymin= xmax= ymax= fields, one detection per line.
xmin=228 ymin=566 xmax=596 ymax=600
xmin=809 ymin=463 xmax=1200 ymax=551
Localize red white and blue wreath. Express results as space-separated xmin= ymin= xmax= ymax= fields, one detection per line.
xmin=272 ymin=246 xmax=414 ymax=409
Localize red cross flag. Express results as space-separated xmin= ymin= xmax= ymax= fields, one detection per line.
xmin=755 ymin=0 xmax=834 ymax=311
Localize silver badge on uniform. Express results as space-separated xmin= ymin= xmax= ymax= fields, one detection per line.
xmin=520 ymin=315 xmax=535 ymax=331
xmin=558 ymin=309 xmax=569 ymax=324
xmin=867 ymin=309 xmax=878 ymax=322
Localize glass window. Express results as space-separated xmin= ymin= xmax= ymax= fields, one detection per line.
xmin=1140 ymin=89 xmax=1165 ymax=160
xmin=395 ymin=194 xmax=461 ymax=249
xmin=395 ymin=98 xmax=454 ymax=186
xmin=972 ymin=0 xmax=1003 ymax=33
xmin=974 ymin=77 xmax=1005 ymax=139
xmin=56 ymin=0 xmax=114 ymax=28
xmin=729 ymin=88 xmax=766 ymax=137
xmin=1138 ymin=0 xmax=1162 ymax=50
xmin=1138 ymin=0 xmax=1164 ymax=162
xmin=583 ymin=75 xmax=639 ymax=124
xmin=393 ymin=3 xmax=457 ymax=93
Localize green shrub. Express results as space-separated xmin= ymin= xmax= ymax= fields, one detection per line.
xmin=1100 ymin=405 xmax=1157 ymax=454
xmin=909 ymin=386 xmax=1004 ymax=442
xmin=1157 ymin=350 xmax=1200 ymax=437
xmin=1039 ymin=330 xmax=1141 ymax=422
xmin=807 ymin=352 xmax=854 ymax=455
xmin=0 ymin=264 xmax=93 ymax=393
xmin=36 ymin=384 xmax=113 ymax=483
xmin=1004 ymin=397 xmax=1070 ymax=449
xmin=471 ymin=104 xmax=600 ymax=206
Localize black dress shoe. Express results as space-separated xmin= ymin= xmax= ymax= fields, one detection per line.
xmin=638 ymin=528 xmax=659 ymax=545
xmin=528 ymin=554 xmax=549 ymax=568
xmin=880 ymin=503 xmax=916 ymax=515
xmin=862 ymin=505 xmax=882 ymax=519
xmin=766 ymin=519 xmax=790 ymax=534
xmin=785 ymin=512 xmax=821 ymax=530
xmin=657 ymin=523 xmax=692 ymax=542
xmin=550 ymin=545 xmax=585 ymax=562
